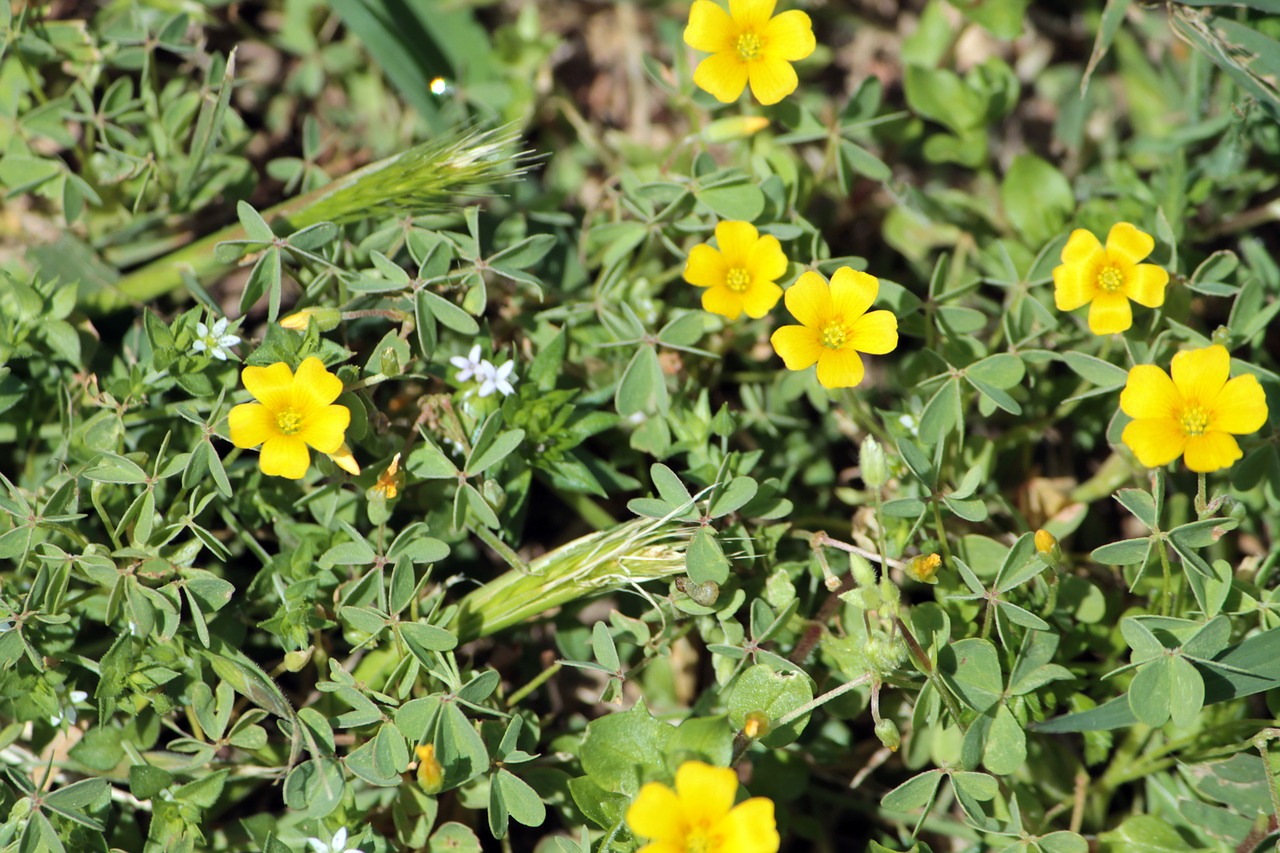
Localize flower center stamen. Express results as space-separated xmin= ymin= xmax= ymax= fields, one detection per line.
xmin=1097 ymin=265 xmax=1125 ymax=293
xmin=685 ymin=829 xmax=711 ymax=853
xmin=276 ymin=409 xmax=304 ymax=435
xmin=821 ymin=321 xmax=847 ymax=350
xmin=726 ymin=267 xmax=751 ymax=292
xmin=1179 ymin=406 xmax=1210 ymax=437
xmin=735 ymin=32 xmax=762 ymax=62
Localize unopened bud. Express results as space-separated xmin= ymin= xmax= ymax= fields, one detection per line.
xmin=905 ymin=553 xmax=941 ymax=584
xmin=1035 ymin=529 xmax=1062 ymax=567
xmin=1035 ymin=529 xmax=1056 ymax=554
xmin=742 ymin=711 xmax=770 ymax=740
xmin=283 ymin=647 xmax=314 ymax=672
xmin=416 ymin=744 xmax=444 ymax=794
xmin=328 ymin=443 xmax=361 ymax=476
xmin=280 ymin=307 xmax=341 ymax=332
xmin=850 ymin=552 xmax=876 ymax=589
xmin=874 ymin=718 xmax=901 ymax=752
xmin=860 ymin=436 xmax=888 ymax=489
xmin=701 ymin=115 xmax=771 ymax=144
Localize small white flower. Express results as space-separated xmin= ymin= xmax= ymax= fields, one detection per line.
xmin=449 ymin=344 xmax=484 ymax=382
xmin=477 ymin=359 xmax=517 ymax=398
xmin=192 ymin=317 xmax=241 ymax=361
xmin=306 ymin=827 xmax=362 ymax=853
xmin=50 ymin=689 xmax=89 ymax=727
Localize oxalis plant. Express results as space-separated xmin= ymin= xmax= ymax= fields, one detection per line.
xmin=2 ymin=1 xmax=1280 ymax=852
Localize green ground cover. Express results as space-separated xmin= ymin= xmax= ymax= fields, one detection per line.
xmin=2 ymin=1 xmax=1280 ymax=851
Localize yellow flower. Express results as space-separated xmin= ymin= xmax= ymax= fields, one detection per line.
xmin=905 ymin=553 xmax=941 ymax=584
xmin=684 ymin=221 xmax=787 ymax=320
xmin=626 ymin=761 xmax=779 ymax=853
xmin=1052 ymin=222 xmax=1169 ymax=335
xmin=415 ymin=743 xmax=443 ymax=794
xmin=683 ymin=0 xmax=816 ymax=106
xmin=1120 ymin=344 xmax=1268 ymax=473
xmin=228 ymin=357 xmax=351 ymax=480
xmin=769 ymin=267 xmax=898 ymax=389
xmin=1034 ymin=529 xmax=1057 ymax=555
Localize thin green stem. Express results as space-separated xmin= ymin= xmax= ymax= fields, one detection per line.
xmin=507 ymin=662 xmax=562 ymax=707
xmin=1195 ymin=472 xmax=1208 ymax=518
xmin=1154 ymin=535 xmax=1175 ymax=616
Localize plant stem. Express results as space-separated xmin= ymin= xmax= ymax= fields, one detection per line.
xmin=507 ymin=662 xmax=562 ymax=707
xmin=1154 ymin=535 xmax=1175 ymax=617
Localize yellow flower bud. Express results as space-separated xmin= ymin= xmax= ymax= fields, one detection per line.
xmin=415 ymin=743 xmax=443 ymax=794
xmin=280 ymin=306 xmax=342 ymax=331
xmin=701 ymin=115 xmax=771 ymax=144
xmin=874 ymin=718 xmax=901 ymax=752
xmin=905 ymin=553 xmax=941 ymax=584
xmin=742 ymin=711 xmax=770 ymax=740
xmin=1034 ymin=529 xmax=1057 ymax=554
xmin=328 ymin=442 xmax=361 ymax=476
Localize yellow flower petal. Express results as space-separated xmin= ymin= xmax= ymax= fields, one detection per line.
xmin=746 ymin=234 xmax=788 ymax=283
xmin=685 ymin=244 xmax=728 ymax=289
xmin=716 ymin=798 xmax=781 ymax=853
xmin=294 ymin=356 xmax=345 ymax=409
xmin=816 ymin=347 xmax=865 ymax=389
xmin=1061 ymin=229 xmax=1104 ymax=265
xmin=747 ymin=55 xmax=799 ymax=106
xmin=1210 ymin=373 xmax=1268 ymax=435
xmin=741 ymin=281 xmax=783 ymax=318
xmin=242 ymin=362 xmax=295 ymax=411
xmin=1171 ymin=345 xmax=1229 ymax=407
xmin=770 ymin=325 xmax=822 ymax=370
xmin=627 ymin=782 xmax=687 ymax=842
xmin=1105 ymin=222 xmax=1155 ymax=266
xmin=637 ymin=844 xmax=684 ymax=853
xmin=1124 ymin=263 xmax=1168 ymax=308
xmin=783 ymin=271 xmax=832 ymax=328
xmin=228 ymin=402 xmax=277 ymax=449
xmin=694 ymin=52 xmax=749 ymax=103
xmin=1183 ymin=431 xmax=1243 ymax=473
xmin=730 ymin=0 xmax=777 ymax=29
xmin=1086 ymin=291 xmax=1132 ymax=335
xmin=702 ymin=286 xmax=746 ymax=320
xmin=847 ymin=310 xmax=898 ymax=355
xmin=300 ymin=404 xmax=351 ymax=455
xmin=260 ymin=435 xmax=312 ymax=480
xmin=674 ymin=762 xmax=737 ymax=823
xmin=328 ymin=442 xmax=361 ymax=476
xmin=1120 ymin=365 xmax=1180 ymax=421
xmin=828 ymin=267 xmax=877 ymax=322
xmin=1052 ymin=257 xmax=1101 ymax=312
xmin=1122 ymin=418 xmax=1187 ymax=469
xmin=714 ymin=220 xmax=759 ymax=266
xmin=761 ymin=10 xmax=815 ymax=62
xmin=684 ymin=0 xmax=735 ymax=53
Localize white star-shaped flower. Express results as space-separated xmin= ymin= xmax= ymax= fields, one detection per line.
xmin=477 ymin=359 xmax=517 ymax=398
xmin=306 ymin=827 xmax=362 ymax=853
xmin=449 ymin=344 xmax=485 ymax=382
xmin=192 ymin=317 xmax=241 ymax=361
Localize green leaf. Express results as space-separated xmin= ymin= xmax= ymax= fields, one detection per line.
xmin=904 ymin=64 xmax=987 ymax=133
xmin=468 ymin=429 xmax=525 ymax=476
xmin=880 ymin=769 xmax=943 ymax=811
xmin=939 ymin=639 xmax=1003 ymax=712
xmin=1001 ymin=155 xmax=1074 ymax=246
xmin=966 ymin=353 xmax=1025 ymax=389
xmin=616 ymin=346 xmax=667 ymax=417
xmin=1091 ymin=538 xmax=1152 ymax=565
xmin=418 ymin=289 xmax=480 ymax=335
xmin=1061 ymin=351 xmax=1128 ymax=388
xmin=494 ymin=768 xmax=547 ymax=829
xmin=726 ymin=663 xmax=812 ymax=747
xmin=981 ymin=704 xmax=1026 ymax=775
xmin=580 ymin=702 xmax=674 ymax=795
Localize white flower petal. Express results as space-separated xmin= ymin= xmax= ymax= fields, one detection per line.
xmin=196 ymin=322 xmax=209 ymax=337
